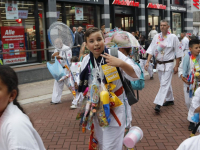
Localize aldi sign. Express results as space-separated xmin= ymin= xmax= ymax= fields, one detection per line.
xmin=112 ymin=0 xmax=139 ymax=7
xmin=191 ymin=0 xmax=200 ymax=11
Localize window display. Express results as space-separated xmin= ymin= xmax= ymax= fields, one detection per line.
xmin=0 ymin=1 xmax=45 ymax=65
xmin=172 ymin=13 xmax=182 ymax=36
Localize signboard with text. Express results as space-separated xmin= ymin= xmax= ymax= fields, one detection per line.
xmin=112 ymin=0 xmax=139 ymax=7
xmin=18 ymin=10 xmax=28 ymax=19
xmin=170 ymin=4 xmax=186 ymax=12
xmin=5 ymin=3 xmax=18 ymax=19
xmin=191 ymin=0 xmax=200 ymax=11
xmin=1 ymin=26 xmax=26 ymax=64
xmin=147 ymin=3 xmax=166 ymax=10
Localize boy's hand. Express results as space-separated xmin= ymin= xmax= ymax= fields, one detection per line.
xmin=101 ymin=53 xmax=123 ymax=67
xmin=75 ymin=82 xmax=78 ymax=90
xmin=181 ymin=75 xmax=189 ymax=85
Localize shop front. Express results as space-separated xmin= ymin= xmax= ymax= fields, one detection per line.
xmin=56 ymin=0 xmax=103 ymax=32
xmin=109 ymin=0 xmax=139 ymax=32
xmin=0 ymin=0 xmax=46 ymax=65
xmin=170 ymin=4 xmax=187 ymax=36
xmin=145 ymin=1 xmax=166 ymax=38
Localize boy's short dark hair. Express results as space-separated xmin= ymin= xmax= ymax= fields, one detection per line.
xmin=189 ymin=39 xmax=200 ymax=48
xmin=71 ymin=56 xmax=79 ymax=62
xmin=84 ymin=27 xmax=104 ymax=42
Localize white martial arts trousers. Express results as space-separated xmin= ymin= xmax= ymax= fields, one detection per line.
xmin=154 ymin=70 xmax=174 ymax=106
xmin=183 ymin=83 xmax=194 ymax=122
xmin=93 ymin=115 xmax=125 ymax=150
xmin=139 ymin=59 xmax=153 ymax=77
xmin=72 ymin=92 xmax=84 ymax=106
xmin=52 ymin=78 xmax=68 ymax=103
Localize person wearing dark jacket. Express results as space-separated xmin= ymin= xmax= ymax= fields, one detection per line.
xmin=73 ymin=26 xmax=84 ymax=57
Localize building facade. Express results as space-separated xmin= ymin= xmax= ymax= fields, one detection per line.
xmin=110 ymin=0 xmax=193 ymax=38
xmin=0 ymin=0 xmax=194 ymax=66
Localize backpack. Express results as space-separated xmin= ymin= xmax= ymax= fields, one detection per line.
xmin=110 ymin=47 xmax=140 ymax=101
xmin=131 ymin=61 xmax=145 ymax=90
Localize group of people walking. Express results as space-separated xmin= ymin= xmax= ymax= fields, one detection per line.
xmin=0 ymin=19 xmax=200 ymax=150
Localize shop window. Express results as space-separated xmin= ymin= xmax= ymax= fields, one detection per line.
xmin=148 ymin=15 xmax=159 ymax=33
xmin=65 ymin=4 xmax=94 ymax=31
xmin=172 ymin=13 xmax=181 ymax=36
xmin=0 ymin=1 xmax=45 ymax=65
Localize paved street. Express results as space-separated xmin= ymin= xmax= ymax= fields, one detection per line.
xmin=21 ymin=73 xmax=192 ymax=150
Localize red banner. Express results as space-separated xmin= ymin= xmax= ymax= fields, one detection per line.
xmin=1 ymin=26 xmax=26 ymax=64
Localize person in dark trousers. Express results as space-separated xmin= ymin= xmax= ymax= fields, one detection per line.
xmin=74 ymin=26 xmax=84 ymax=57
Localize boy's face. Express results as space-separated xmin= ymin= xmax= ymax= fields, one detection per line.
xmin=86 ymin=31 xmax=104 ymax=58
xmin=190 ymin=44 xmax=200 ymax=56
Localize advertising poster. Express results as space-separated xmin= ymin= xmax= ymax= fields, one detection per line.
xmin=5 ymin=2 xmax=18 ymax=19
xmin=75 ymin=6 xmax=83 ymax=20
xmin=1 ymin=26 xmax=26 ymax=64
xmin=18 ymin=10 xmax=28 ymax=19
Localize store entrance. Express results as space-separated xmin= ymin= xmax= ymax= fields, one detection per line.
xmin=115 ymin=14 xmax=133 ymax=32
xmin=148 ymin=15 xmax=161 ymax=35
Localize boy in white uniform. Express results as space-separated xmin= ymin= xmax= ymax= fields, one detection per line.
xmin=51 ymin=38 xmax=72 ymax=104
xmin=178 ymin=39 xmax=200 ymax=130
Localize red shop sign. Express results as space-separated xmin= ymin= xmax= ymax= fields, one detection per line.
xmin=112 ymin=0 xmax=139 ymax=7
xmin=147 ymin=3 xmax=166 ymax=10
xmin=193 ymin=0 xmax=199 ymax=10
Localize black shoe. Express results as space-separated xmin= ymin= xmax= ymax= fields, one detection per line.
xmin=163 ymin=101 xmax=174 ymax=106
xmin=154 ymin=105 xmax=161 ymax=112
xmin=188 ymin=122 xmax=195 ymax=131
xmin=50 ymin=101 xmax=61 ymax=105
xmin=150 ymin=76 xmax=154 ymax=80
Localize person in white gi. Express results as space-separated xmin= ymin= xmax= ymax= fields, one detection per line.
xmin=177 ymin=88 xmax=200 ymax=150
xmin=178 ymin=39 xmax=200 ymax=130
xmin=79 ymin=27 xmax=141 ymax=150
xmin=145 ymin=20 xmax=182 ymax=113
xmin=0 ymin=65 xmax=46 ymax=150
xmin=148 ymin=26 xmax=158 ymax=40
xmin=180 ymin=33 xmax=190 ymax=59
xmin=51 ymin=38 xmax=72 ymax=104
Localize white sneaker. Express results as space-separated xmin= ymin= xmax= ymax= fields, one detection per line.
xmin=70 ymin=105 xmax=77 ymax=109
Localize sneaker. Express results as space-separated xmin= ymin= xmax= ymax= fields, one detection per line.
xmin=154 ymin=105 xmax=161 ymax=113
xmin=188 ymin=122 xmax=195 ymax=131
xmin=150 ymin=76 xmax=154 ymax=80
xmin=70 ymin=105 xmax=77 ymax=109
xmin=163 ymin=101 xmax=174 ymax=106
xmin=50 ymin=101 xmax=61 ymax=105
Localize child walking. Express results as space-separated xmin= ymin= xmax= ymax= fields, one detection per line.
xmin=78 ymin=27 xmax=140 ymax=150
xmin=0 ymin=65 xmax=46 ymax=150
xmin=179 ymin=39 xmax=200 ymax=131
xmin=70 ymin=56 xmax=84 ymax=109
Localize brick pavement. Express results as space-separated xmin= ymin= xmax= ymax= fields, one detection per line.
xmin=22 ymin=73 xmax=193 ymax=150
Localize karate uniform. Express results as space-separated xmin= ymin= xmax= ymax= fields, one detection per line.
xmin=147 ymin=33 xmax=182 ymax=106
xmin=0 ymin=102 xmax=46 ymax=150
xmin=80 ymin=50 xmax=141 ymax=150
xmin=71 ymin=73 xmax=84 ymax=106
xmin=178 ymin=54 xmax=200 ymax=122
xmin=52 ymin=45 xmax=72 ymax=103
xmin=181 ymin=36 xmax=190 ymax=59
xmin=177 ymin=134 xmax=200 ymax=150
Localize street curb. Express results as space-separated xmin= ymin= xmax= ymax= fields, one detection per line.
xmin=19 ymin=90 xmax=71 ymax=105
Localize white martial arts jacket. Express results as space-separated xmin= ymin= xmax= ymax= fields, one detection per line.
xmin=147 ymin=33 xmax=182 ymax=72
xmin=0 ymin=102 xmax=46 ymax=150
xmin=53 ymin=44 xmax=72 ymax=75
xmin=80 ymin=50 xmax=141 ymax=126
xmin=181 ymin=36 xmax=190 ymax=58
xmin=177 ymin=134 xmax=200 ymax=150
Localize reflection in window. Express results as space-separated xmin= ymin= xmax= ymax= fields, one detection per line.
xmin=172 ymin=13 xmax=181 ymax=36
